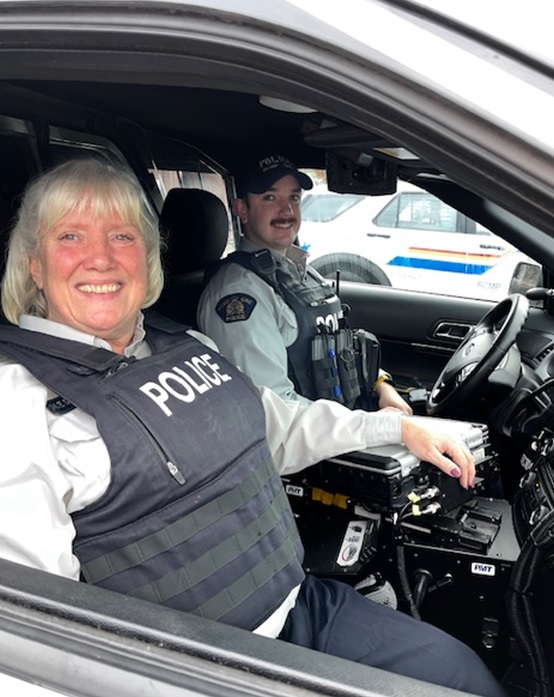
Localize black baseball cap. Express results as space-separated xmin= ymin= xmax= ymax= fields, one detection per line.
xmin=235 ymin=154 xmax=313 ymax=197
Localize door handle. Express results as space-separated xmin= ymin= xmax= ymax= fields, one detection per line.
xmin=433 ymin=322 xmax=473 ymax=342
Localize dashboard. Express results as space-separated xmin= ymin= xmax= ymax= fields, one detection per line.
xmin=284 ymin=403 xmax=554 ymax=696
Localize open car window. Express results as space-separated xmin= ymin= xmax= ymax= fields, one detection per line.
xmin=299 ymin=176 xmax=542 ymax=300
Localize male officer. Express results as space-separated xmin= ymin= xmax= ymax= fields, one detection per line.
xmin=197 ymin=154 xmax=411 ymax=412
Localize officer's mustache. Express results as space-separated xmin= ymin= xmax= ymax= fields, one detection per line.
xmin=270 ymin=217 xmax=297 ymax=227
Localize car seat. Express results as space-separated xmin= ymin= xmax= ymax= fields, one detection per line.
xmin=155 ymin=188 xmax=229 ymax=327
xmin=0 ymin=189 xmax=17 ymax=324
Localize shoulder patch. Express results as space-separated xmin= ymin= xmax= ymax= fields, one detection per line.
xmin=215 ymin=294 xmax=257 ymax=323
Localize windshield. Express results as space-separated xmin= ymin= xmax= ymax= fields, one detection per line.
xmin=302 ymin=192 xmax=364 ymax=222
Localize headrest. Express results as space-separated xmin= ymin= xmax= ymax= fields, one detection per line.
xmin=159 ymin=188 xmax=229 ymax=275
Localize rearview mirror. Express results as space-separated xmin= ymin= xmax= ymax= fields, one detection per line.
xmin=326 ymin=151 xmax=397 ymax=195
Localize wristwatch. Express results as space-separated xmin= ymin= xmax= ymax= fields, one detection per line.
xmin=373 ymin=371 xmax=395 ymax=391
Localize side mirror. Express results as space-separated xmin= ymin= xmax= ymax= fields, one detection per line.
xmin=509 ymin=261 xmax=543 ymax=296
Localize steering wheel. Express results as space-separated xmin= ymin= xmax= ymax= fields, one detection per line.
xmin=426 ymin=294 xmax=529 ymax=416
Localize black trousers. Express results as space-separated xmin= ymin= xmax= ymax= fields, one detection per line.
xmin=279 ymin=575 xmax=506 ymax=697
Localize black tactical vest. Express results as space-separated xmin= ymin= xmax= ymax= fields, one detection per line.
xmin=0 ymin=312 xmax=305 ymax=630
xmin=215 ymin=250 xmax=343 ymax=399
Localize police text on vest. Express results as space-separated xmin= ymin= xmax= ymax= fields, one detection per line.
xmin=140 ymin=353 xmax=232 ymax=415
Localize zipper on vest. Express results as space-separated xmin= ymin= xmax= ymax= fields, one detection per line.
xmin=111 ymin=394 xmax=187 ymax=486
xmin=166 ymin=460 xmax=186 ymax=485
xmin=103 ymin=357 xmax=136 ymax=378
xmin=101 ymin=359 xmax=186 ymax=485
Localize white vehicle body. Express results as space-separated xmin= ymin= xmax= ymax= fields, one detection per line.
xmin=300 ymin=183 xmax=540 ymax=300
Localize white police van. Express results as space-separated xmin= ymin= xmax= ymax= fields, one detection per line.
xmin=300 ymin=183 xmax=541 ymax=300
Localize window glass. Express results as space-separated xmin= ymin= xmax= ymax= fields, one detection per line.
xmin=379 ymin=192 xmax=460 ymax=232
xmin=48 ymin=127 xmax=130 ymax=169
xmin=302 ymin=192 xmax=364 ymax=222
xmin=299 ymin=170 xmax=541 ymax=301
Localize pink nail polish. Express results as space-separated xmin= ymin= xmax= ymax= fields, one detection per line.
xmin=449 ymin=466 xmax=461 ymax=478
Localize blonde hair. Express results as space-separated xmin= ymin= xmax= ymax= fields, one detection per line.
xmin=1 ymin=158 xmax=164 ymax=324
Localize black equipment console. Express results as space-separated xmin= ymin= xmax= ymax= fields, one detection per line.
xmin=507 ymin=428 xmax=554 ymax=697
xmin=513 ymin=428 xmax=554 ymax=544
xmin=285 ymin=419 xmax=554 ymax=696
xmin=284 ymin=418 xmax=499 ymax=515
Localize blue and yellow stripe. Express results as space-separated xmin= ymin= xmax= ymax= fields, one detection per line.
xmin=387 ymin=247 xmax=503 ymax=275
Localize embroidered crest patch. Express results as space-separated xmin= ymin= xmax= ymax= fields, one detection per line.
xmin=215 ymin=294 xmax=257 ymax=323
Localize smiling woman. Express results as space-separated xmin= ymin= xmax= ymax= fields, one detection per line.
xmin=2 ymin=160 xmax=163 ymax=353
xmin=29 ymin=210 xmax=148 ymax=353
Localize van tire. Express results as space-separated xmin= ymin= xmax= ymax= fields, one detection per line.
xmin=310 ymin=253 xmax=391 ymax=285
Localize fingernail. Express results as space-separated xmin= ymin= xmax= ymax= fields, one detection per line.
xmin=449 ymin=466 xmax=461 ymax=478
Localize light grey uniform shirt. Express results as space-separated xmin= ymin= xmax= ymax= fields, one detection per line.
xmin=198 ymin=239 xmax=387 ymax=407
xmin=198 ymin=239 xmax=319 ymax=406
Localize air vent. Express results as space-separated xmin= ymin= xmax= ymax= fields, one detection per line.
xmin=536 ymin=342 xmax=554 ymax=363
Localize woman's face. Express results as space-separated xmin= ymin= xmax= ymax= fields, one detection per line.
xmin=29 ymin=205 xmax=148 ymax=353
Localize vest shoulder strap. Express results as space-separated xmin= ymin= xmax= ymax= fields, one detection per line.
xmin=0 ymin=324 xmax=119 ymax=372
xmin=143 ymin=308 xmax=192 ymax=335
xmin=204 ymin=249 xmax=284 ymax=296
xmin=0 ymin=313 xmax=191 ymax=376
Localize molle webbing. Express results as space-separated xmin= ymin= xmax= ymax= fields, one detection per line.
xmin=131 ymin=486 xmax=295 ymax=612
xmin=81 ymin=453 xmax=282 ymax=585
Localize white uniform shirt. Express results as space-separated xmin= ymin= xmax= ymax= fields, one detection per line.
xmin=0 ymin=312 xmax=402 ymax=636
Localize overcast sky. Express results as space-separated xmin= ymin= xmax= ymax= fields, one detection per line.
xmin=409 ymin=0 xmax=553 ymax=65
